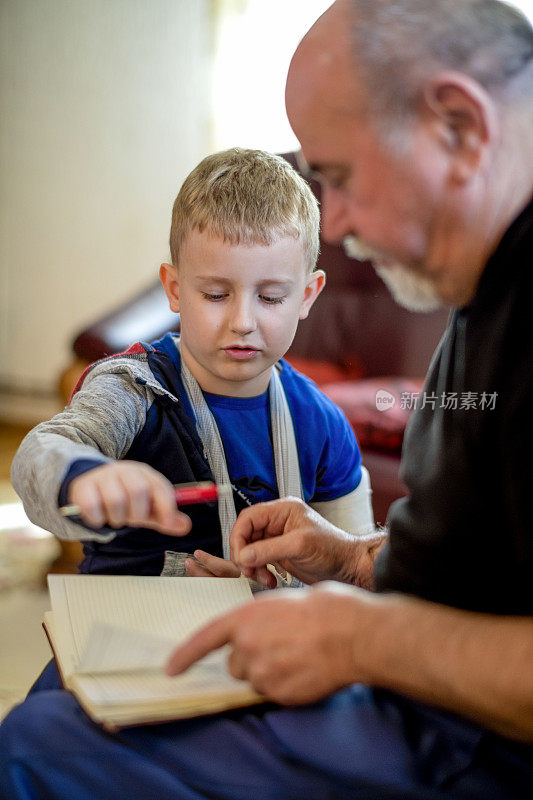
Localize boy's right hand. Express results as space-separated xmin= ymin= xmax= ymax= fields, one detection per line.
xmin=67 ymin=462 xmax=192 ymax=536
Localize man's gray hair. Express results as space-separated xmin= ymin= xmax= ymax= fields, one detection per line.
xmin=347 ymin=0 xmax=533 ymax=123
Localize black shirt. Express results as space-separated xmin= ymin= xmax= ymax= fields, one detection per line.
xmin=375 ymin=198 xmax=533 ymax=614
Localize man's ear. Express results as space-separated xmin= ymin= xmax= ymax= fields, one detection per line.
xmin=423 ymin=71 xmax=498 ymax=184
xmin=299 ymin=269 xmax=326 ymax=320
xmin=159 ymin=262 xmax=180 ymax=313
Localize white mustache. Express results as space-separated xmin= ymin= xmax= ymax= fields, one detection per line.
xmin=342 ymin=236 xmax=443 ymax=313
xmin=342 ymin=236 xmax=385 ymax=262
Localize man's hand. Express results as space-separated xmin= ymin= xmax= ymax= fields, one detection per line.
xmin=166 ymin=580 xmax=533 ymax=742
xmin=166 ymin=583 xmax=381 ymax=704
xmin=68 ymin=462 xmax=192 ymax=536
xmin=230 ymin=497 xmax=385 ymax=589
xmin=185 ymin=550 xmax=241 ymax=578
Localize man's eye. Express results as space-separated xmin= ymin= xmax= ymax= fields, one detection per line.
xmin=328 ymin=175 xmax=347 ymax=190
xmin=322 ymin=170 xmax=350 ymax=191
xmin=202 ymin=292 xmax=227 ymax=301
xmin=260 ymin=295 xmax=285 ymax=305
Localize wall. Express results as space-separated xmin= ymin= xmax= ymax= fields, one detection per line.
xmin=0 ymin=0 xmax=211 ymax=393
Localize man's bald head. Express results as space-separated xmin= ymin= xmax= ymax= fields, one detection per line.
xmin=286 ymin=2 xmax=361 ymax=120
xmin=287 ymin=0 xmax=533 ymax=136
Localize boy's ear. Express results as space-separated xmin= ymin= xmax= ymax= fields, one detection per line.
xmin=159 ymin=263 xmax=180 ymax=313
xmin=299 ymin=269 xmax=326 ymax=320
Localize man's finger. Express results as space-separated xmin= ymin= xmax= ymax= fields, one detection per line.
xmin=236 ymin=533 xmax=302 ymax=571
xmin=227 ymin=648 xmax=247 ymax=681
xmin=230 ymin=508 xmax=266 ymax=562
xmin=165 ymin=610 xmax=241 ymax=675
xmin=230 ymin=501 xmax=291 ymax=561
xmin=242 ymin=564 xmax=278 ymax=589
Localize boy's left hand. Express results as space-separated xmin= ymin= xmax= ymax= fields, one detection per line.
xmin=185 ymin=550 xmax=241 ymax=578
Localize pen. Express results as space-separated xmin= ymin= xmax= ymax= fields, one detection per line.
xmin=59 ymin=481 xmax=231 ymax=518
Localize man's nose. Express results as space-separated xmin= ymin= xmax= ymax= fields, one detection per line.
xmin=228 ymin=297 xmax=257 ymax=335
xmin=320 ymin=185 xmax=354 ymax=244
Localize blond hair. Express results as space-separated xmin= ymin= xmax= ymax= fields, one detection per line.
xmin=170 ymin=148 xmax=320 ymax=272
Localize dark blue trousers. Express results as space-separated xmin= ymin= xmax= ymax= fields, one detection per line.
xmin=1 ymin=660 xmax=532 ymax=800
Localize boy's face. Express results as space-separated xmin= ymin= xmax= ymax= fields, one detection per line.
xmin=160 ymin=229 xmax=324 ymax=397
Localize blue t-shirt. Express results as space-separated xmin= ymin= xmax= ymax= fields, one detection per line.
xmin=200 ymin=363 xmax=362 ymax=513
xmin=60 ymin=334 xmax=362 ymax=521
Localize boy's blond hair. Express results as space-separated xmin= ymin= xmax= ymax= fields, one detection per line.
xmin=170 ymin=148 xmax=320 ymax=273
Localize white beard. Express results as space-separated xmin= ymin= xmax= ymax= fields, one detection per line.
xmin=343 ymin=235 xmax=443 ymax=313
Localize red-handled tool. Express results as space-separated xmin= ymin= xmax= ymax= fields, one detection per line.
xmin=59 ymin=481 xmax=231 ymax=518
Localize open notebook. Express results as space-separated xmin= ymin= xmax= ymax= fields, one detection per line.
xmin=44 ymin=574 xmax=264 ymax=731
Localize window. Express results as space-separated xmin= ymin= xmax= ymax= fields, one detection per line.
xmin=212 ymin=0 xmax=332 ymax=153
xmin=212 ymin=0 xmax=533 ymax=154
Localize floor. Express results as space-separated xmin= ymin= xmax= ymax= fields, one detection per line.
xmin=0 ymin=424 xmax=56 ymax=720
xmin=0 ymin=588 xmax=51 ymax=719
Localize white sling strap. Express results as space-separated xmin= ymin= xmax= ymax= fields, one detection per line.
xmin=177 ymin=339 xmax=303 ymax=560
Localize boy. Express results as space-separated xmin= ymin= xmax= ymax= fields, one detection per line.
xmin=12 ymin=148 xmax=373 ymax=582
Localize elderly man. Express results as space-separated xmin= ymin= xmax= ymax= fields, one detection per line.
xmin=1 ymin=1 xmax=532 ymax=798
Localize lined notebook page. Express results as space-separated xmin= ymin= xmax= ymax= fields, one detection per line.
xmin=48 ymin=575 xmax=253 ymax=673
xmin=72 ymin=646 xmax=248 ymax=708
xmin=77 ymin=624 xmax=177 ymax=673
